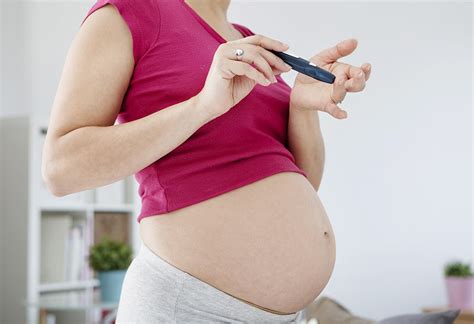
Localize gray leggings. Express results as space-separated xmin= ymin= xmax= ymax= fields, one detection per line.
xmin=116 ymin=242 xmax=307 ymax=323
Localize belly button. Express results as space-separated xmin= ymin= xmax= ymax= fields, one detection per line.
xmin=324 ymin=231 xmax=328 ymax=236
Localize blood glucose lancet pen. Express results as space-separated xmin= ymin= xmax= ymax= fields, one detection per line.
xmin=270 ymin=50 xmax=336 ymax=84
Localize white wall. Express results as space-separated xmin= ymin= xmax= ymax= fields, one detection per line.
xmin=2 ymin=1 xmax=28 ymax=118
xmin=1 ymin=0 xmax=86 ymax=119
xmin=1 ymin=1 xmax=5 ymax=321
xmin=0 ymin=0 xmax=472 ymax=321
xmin=0 ymin=0 xmax=3 ymax=118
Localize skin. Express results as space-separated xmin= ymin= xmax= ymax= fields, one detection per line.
xmin=42 ymin=0 xmax=371 ymax=315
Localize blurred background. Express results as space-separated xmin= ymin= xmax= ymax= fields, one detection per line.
xmin=0 ymin=0 xmax=472 ymax=323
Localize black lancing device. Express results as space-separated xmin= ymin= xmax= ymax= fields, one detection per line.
xmin=270 ymin=50 xmax=336 ymax=84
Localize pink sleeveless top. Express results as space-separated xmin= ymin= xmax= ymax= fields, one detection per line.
xmin=81 ymin=0 xmax=307 ymax=223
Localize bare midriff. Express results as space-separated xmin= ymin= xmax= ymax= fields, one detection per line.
xmin=140 ymin=171 xmax=336 ymax=315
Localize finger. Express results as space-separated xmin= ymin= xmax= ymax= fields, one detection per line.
xmin=344 ymin=76 xmax=366 ymax=92
xmin=348 ymin=65 xmax=365 ymax=80
xmin=225 ymin=60 xmax=271 ymax=86
xmin=361 ymin=63 xmax=371 ymax=81
xmin=250 ymin=53 xmax=277 ymax=83
xmin=344 ymin=67 xmax=366 ymax=92
xmin=272 ymin=67 xmax=283 ymax=76
xmin=315 ymin=38 xmax=358 ymax=64
xmin=257 ymin=47 xmax=292 ymax=73
xmin=226 ymin=44 xmax=276 ymax=82
xmin=235 ymin=34 xmax=289 ymax=52
xmin=331 ymin=74 xmax=347 ymax=104
xmin=325 ymin=103 xmax=348 ymax=119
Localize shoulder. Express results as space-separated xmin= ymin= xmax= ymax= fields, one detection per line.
xmin=81 ymin=0 xmax=161 ymax=63
xmin=82 ymin=0 xmax=161 ymax=27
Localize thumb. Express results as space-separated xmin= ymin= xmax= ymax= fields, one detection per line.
xmin=312 ymin=38 xmax=358 ymax=64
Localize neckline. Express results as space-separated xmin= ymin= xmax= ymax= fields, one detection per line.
xmin=179 ymin=0 xmax=246 ymax=44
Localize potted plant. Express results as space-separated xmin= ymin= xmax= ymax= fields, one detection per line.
xmin=89 ymin=239 xmax=133 ymax=303
xmin=444 ymin=261 xmax=474 ymax=309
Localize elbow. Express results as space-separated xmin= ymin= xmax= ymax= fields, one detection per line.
xmin=42 ymin=159 xmax=68 ymax=197
xmin=41 ymin=139 xmax=71 ymax=197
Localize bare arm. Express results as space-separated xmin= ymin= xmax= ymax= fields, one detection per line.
xmin=42 ymin=4 xmax=213 ymax=197
xmin=287 ymin=104 xmax=325 ymax=191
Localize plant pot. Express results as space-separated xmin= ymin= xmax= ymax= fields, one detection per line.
xmin=98 ymin=270 xmax=127 ymax=303
xmin=445 ymin=276 xmax=474 ymax=310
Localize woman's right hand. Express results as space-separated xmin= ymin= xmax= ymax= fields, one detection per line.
xmin=196 ymin=34 xmax=292 ymax=120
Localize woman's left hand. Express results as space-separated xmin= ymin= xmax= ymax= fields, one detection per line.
xmin=289 ymin=38 xmax=371 ymax=119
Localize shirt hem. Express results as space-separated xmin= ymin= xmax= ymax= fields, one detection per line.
xmin=138 ymin=164 xmax=307 ymax=222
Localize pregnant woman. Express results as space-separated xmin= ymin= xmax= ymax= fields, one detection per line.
xmin=42 ymin=0 xmax=371 ymax=322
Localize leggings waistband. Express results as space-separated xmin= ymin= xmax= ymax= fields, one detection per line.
xmin=137 ymin=242 xmax=305 ymax=321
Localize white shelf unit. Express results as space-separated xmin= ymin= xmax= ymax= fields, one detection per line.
xmin=0 ymin=115 xmax=142 ymax=324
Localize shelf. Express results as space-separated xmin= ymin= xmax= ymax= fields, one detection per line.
xmin=26 ymin=301 xmax=118 ymax=311
xmin=93 ymin=203 xmax=135 ymax=213
xmin=39 ymin=203 xmax=89 ymax=212
xmin=39 ymin=280 xmax=99 ymax=293
xmin=38 ymin=203 xmax=134 ymax=213
xmin=1 ymin=115 xmax=140 ymax=324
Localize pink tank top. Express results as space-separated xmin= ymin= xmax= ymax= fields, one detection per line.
xmin=81 ymin=0 xmax=307 ymax=223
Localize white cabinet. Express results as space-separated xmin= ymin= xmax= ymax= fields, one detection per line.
xmin=0 ymin=115 xmax=141 ymax=324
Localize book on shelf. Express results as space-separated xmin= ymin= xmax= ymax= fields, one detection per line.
xmin=94 ymin=212 xmax=129 ymax=245
xmin=65 ymin=223 xmax=85 ymax=282
xmin=39 ymin=310 xmax=56 ymax=324
xmin=40 ymin=214 xmax=89 ymax=283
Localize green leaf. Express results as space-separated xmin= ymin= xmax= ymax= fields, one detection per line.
xmin=89 ymin=239 xmax=133 ymax=272
xmin=444 ymin=261 xmax=473 ymax=277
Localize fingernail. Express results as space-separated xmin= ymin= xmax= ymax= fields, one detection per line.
xmin=285 ymin=63 xmax=292 ymax=70
xmin=358 ymin=71 xmax=364 ymax=77
xmin=264 ymin=78 xmax=272 ymax=85
xmin=282 ymin=42 xmax=289 ymax=47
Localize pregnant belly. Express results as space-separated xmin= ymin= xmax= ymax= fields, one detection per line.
xmin=140 ymin=171 xmax=336 ymax=314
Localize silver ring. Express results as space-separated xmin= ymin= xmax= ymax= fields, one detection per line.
xmin=235 ymin=48 xmax=244 ymax=61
